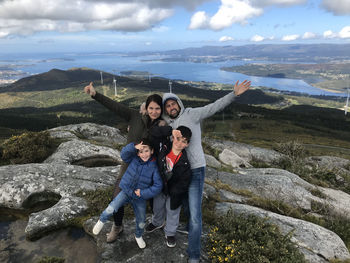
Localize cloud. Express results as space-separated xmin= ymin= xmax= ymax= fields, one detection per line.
xmin=339 ymin=26 xmax=350 ymax=38
xmin=189 ymin=0 xmax=263 ymax=31
xmin=251 ymin=34 xmax=264 ymax=42
xmin=250 ymin=0 xmax=307 ymax=8
xmin=152 ymin=26 xmax=170 ymax=32
xmin=302 ymin=31 xmax=316 ymax=39
xmin=219 ymin=36 xmax=234 ymax=42
xmin=321 ymin=0 xmax=350 ymax=16
xmin=281 ymin=34 xmax=299 ymax=41
xmin=323 ymin=30 xmax=337 ymax=38
xmin=0 ymin=0 xmax=183 ymax=37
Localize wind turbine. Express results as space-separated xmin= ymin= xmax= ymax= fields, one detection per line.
xmin=100 ymin=71 xmax=103 ymax=85
xmin=169 ymin=80 xmax=172 ymax=93
xmin=345 ymin=88 xmax=349 ymax=115
xmin=113 ymin=77 xmax=117 ymax=96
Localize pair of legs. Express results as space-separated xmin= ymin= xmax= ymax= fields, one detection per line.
xmin=152 ymin=193 xmax=181 ymax=237
xmin=99 ymin=190 xmax=146 ymax=238
xmin=186 ymin=167 xmax=205 ymax=261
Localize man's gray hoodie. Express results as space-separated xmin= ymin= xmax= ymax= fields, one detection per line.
xmin=162 ymin=92 xmax=236 ymax=169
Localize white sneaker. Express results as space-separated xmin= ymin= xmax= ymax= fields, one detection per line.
xmin=93 ymin=220 xmax=104 ymax=235
xmin=135 ymin=235 xmax=146 ymax=249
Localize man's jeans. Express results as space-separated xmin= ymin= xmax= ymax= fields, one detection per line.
xmin=100 ymin=190 xmax=146 ymax=238
xmin=187 ymin=167 xmax=205 ymax=260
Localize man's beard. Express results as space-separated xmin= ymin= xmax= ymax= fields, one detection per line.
xmin=169 ymin=109 xmax=179 ymax=119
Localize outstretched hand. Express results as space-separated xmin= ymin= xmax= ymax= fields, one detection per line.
xmin=84 ymin=82 xmax=96 ymax=96
xmin=233 ymin=80 xmax=251 ymax=96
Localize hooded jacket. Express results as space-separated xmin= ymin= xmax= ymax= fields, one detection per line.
xmin=119 ymin=142 xmax=163 ymax=200
xmin=162 ymin=92 xmax=236 ymax=169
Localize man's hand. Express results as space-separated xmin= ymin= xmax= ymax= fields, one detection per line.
xmin=134 ymin=189 xmax=141 ymax=197
xmin=233 ymin=80 xmax=251 ymax=96
xmin=84 ymin=82 xmax=96 ymax=96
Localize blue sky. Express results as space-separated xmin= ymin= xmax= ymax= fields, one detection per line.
xmin=0 ymin=0 xmax=349 ymax=53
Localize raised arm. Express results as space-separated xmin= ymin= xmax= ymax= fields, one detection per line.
xmin=190 ymin=80 xmax=251 ymax=121
xmin=83 ymin=82 xmax=135 ymax=121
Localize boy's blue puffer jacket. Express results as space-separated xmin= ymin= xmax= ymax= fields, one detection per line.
xmin=119 ymin=142 xmax=162 ymax=200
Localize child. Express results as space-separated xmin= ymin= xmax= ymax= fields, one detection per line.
xmin=145 ymin=125 xmax=192 ymax=248
xmin=92 ymin=139 xmax=162 ymax=249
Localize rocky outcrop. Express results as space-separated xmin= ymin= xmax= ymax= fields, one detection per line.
xmin=44 ymin=139 xmax=122 ymax=166
xmin=203 ymin=137 xmax=283 ymax=165
xmin=1 ymin=123 xmax=350 ymax=262
xmin=215 ymin=202 xmax=350 ymax=263
xmin=48 ymin=122 xmax=126 ymax=146
xmin=0 ymin=163 xmax=119 ymax=239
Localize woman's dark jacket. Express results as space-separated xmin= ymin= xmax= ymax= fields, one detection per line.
xmin=92 ymin=92 xmax=162 ymax=177
xmin=150 ymin=126 xmax=192 ymax=210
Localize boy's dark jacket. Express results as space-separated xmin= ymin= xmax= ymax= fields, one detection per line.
xmin=150 ymin=126 xmax=192 ymax=210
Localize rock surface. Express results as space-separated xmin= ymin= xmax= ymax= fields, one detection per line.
xmin=1 ymin=123 xmax=350 ymax=262
xmin=215 ymin=202 xmax=350 ymax=263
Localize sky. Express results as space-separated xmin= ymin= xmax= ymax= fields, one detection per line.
xmin=0 ymin=0 xmax=349 ymax=53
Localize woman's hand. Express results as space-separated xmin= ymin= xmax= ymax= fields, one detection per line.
xmin=84 ymin=82 xmax=96 ymax=96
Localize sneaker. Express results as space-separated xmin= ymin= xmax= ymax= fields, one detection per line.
xmin=106 ymin=224 xmax=123 ymax=243
xmin=176 ymin=224 xmax=189 ymax=235
xmin=145 ymin=222 xmax=165 ymax=233
xmin=135 ymin=236 xmax=146 ymax=249
xmin=188 ymin=259 xmax=199 ymax=263
xmin=166 ymin=235 xmax=176 ymax=248
xmin=92 ymin=220 xmax=104 ymax=235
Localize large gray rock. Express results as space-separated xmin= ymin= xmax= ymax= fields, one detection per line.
xmin=0 ymin=163 xmax=118 ymax=239
xmin=44 ymin=139 xmax=122 ymax=166
xmin=206 ymin=167 xmax=321 ymax=210
xmin=218 ymin=148 xmax=252 ymax=168
xmin=215 ymin=202 xmax=350 ymax=263
xmin=49 ymin=122 xmax=126 ymax=146
xmin=203 ymin=137 xmax=283 ymax=164
xmin=204 ymin=154 xmax=221 ymax=169
xmin=83 ymin=217 xmax=209 ymax=263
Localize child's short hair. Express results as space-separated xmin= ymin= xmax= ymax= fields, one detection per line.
xmin=137 ymin=138 xmax=153 ymax=150
xmin=176 ymin=126 xmax=192 ymax=143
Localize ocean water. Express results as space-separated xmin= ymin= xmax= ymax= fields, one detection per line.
xmin=0 ymin=52 xmax=346 ymax=97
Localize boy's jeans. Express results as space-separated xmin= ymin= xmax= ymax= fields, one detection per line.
xmin=187 ymin=167 xmax=205 ymax=260
xmin=100 ymin=190 xmax=146 ymax=238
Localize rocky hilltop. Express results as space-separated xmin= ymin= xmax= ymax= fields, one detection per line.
xmin=1 ymin=123 xmax=350 ymax=262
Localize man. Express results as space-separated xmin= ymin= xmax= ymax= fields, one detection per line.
xmin=161 ymin=80 xmax=251 ymax=263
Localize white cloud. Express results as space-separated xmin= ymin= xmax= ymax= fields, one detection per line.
xmin=281 ymin=34 xmax=299 ymax=41
xmin=189 ymin=0 xmax=262 ymax=31
xmin=250 ymin=0 xmax=306 ymax=8
xmin=251 ymin=34 xmax=264 ymax=42
xmin=323 ymin=30 xmax=337 ymax=38
xmin=145 ymin=42 xmax=152 ymax=46
xmin=339 ymin=26 xmax=350 ymax=39
xmin=0 ymin=0 xmax=179 ymax=36
xmin=188 ymin=11 xmax=210 ymax=29
xmin=219 ymin=36 xmax=234 ymax=42
xmin=302 ymin=31 xmax=316 ymax=39
xmin=321 ymin=0 xmax=350 ymax=16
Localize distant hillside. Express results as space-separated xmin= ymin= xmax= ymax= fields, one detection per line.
xmin=151 ymin=44 xmax=350 ymax=63
xmin=0 ymin=68 xmax=280 ymax=106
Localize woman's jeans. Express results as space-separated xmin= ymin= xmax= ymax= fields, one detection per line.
xmin=100 ymin=190 xmax=146 ymax=238
xmin=187 ymin=167 xmax=205 ymax=260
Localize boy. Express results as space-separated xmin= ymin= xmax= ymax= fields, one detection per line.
xmin=146 ymin=125 xmax=192 ymax=248
xmin=93 ymin=139 xmax=162 ymax=249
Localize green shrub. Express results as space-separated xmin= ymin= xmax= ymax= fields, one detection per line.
xmin=206 ymin=210 xmax=306 ymax=263
xmin=274 ymin=140 xmax=307 ymax=162
xmin=1 ymin=131 xmax=58 ymax=164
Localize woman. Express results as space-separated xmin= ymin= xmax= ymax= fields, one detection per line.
xmin=84 ymin=82 xmax=164 ymax=242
